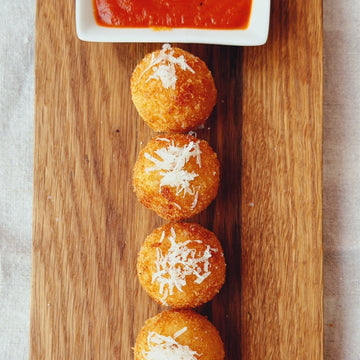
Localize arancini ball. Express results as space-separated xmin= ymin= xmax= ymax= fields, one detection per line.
xmin=133 ymin=133 xmax=220 ymax=221
xmin=137 ymin=223 xmax=226 ymax=308
xmin=134 ymin=310 xmax=225 ymax=360
xmin=131 ymin=44 xmax=217 ymax=133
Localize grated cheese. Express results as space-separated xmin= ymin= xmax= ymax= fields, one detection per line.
xmin=145 ymin=140 xmax=202 ymax=202
xmin=156 ymin=137 xmax=171 ymax=143
xmin=173 ymin=327 xmax=188 ymax=339
xmin=173 ymin=202 xmax=182 ymax=210
xmin=188 ymin=130 xmax=198 ymax=138
xmin=139 ymin=43 xmax=195 ymax=89
xmin=143 ymin=327 xmax=200 ymax=360
xmin=190 ymin=190 xmax=199 ymax=210
xmin=159 ymin=231 xmax=166 ymax=243
xmin=151 ymin=227 xmax=217 ymax=302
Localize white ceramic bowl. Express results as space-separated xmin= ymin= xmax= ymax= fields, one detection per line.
xmin=76 ymin=0 xmax=270 ymax=46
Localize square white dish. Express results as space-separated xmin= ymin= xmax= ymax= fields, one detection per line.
xmin=76 ymin=0 xmax=270 ymax=46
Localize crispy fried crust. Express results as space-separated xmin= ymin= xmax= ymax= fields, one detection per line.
xmin=131 ymin=46 xmax=217 ymax=132
xmin=133 ymin=134 xmax=220 ymax=221
xmin=134 ymin=310 xmax=225 ymax=360
xmin=137 ymin=223 xmax=226 ymax=308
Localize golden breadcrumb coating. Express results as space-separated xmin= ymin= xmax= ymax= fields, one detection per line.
xmin=131 ymin=44 xmax=217 ymax=132
xmin=133 ymin=134 xmax=220 ymax=221
xmin=134 ymin=310 xmax=225 ymax=360
xmin=137 ymin=223 xmax=226 ymax=308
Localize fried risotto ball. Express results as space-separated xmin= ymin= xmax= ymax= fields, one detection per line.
xmin=131 ymin=43 xmax=217 ymax=133
xmin=134 ymin=310 xmax=225 ymax=360
xmin=137 ymin=223 xmax=226 ymax=308
xmin=133 ymin=133 xmax=220 ymax=221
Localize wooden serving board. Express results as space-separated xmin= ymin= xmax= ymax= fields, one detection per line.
xmin=30 ymin=0 xmax=323 ymax=359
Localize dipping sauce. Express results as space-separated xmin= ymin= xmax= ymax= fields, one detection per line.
xmin=94 ymin=0 xmax=253 ymax=29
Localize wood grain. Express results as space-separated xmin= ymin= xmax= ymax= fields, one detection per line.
xmin=241 ymin=1 xmax=323 ymax=358
xmin=30 ymin=0 xmax=323 ymax=359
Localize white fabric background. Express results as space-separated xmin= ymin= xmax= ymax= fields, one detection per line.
xmin=0 ymin=0 xmax=359 ymax=359
xmin=0 ymin=1 xmax=35 ymax=359
xmin=323 ymin=1 xmax=360 ymax=358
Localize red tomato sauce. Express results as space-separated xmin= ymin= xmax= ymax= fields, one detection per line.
xmin=93 ymin=0 xmax=253 ymax=30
